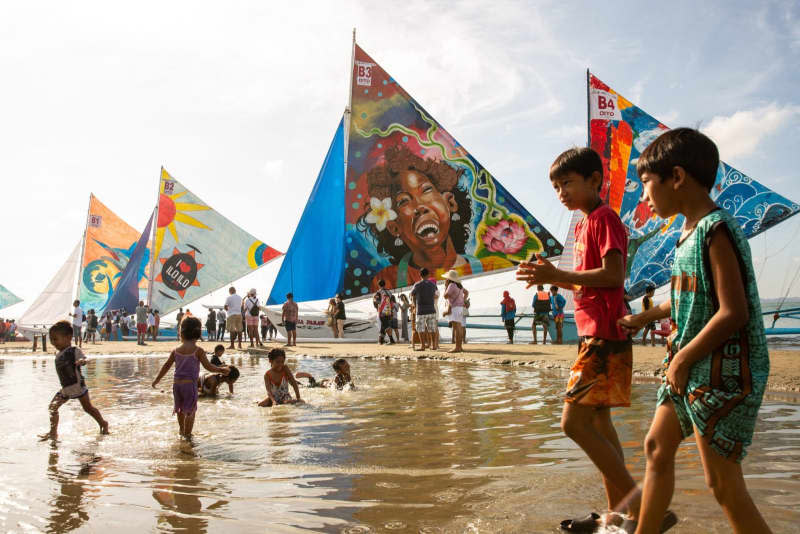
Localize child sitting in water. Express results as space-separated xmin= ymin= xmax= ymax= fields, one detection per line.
xmin=198 ymin=366 xmax=240 ymax=397
xmin=151 ymin=317 xmax=229 ymax=438
xmin=258 ymin=348 xmax=302 ymax=406
xmin=39 ymin=320 xmax=109 ymax=440
xmin=210 ymin=344 xmax=225 ymax=366
xmin=296 ymin=358 xmax=355 ymax=390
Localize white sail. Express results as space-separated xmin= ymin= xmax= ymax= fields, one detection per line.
xmin=18 ymin=241 xmax=81 ymax=328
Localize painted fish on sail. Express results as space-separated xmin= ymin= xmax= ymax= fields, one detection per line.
xmin=149 ymin=169 xmax=282 ymax=314
xmin=343 ymin=45 xmax=562 ymax=297
xmin=588 ymin=72 xmax=800 ymax=297
xmin=0 ymin=284 xmax=22 ymax=311
xmin=78 ymin=194 xmax=150 ymax=313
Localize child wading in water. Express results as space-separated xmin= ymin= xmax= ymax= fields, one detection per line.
xmin=619 ymin=129 xmax=772 ymax=534
xmin=151 ymin=317 xmax=229 ymax=438
xmin=296 ymin=358 xmax=355 ymax=390
xmin=258 ymin=348 xmax=302 ymax=406
xmin=198 ymin=366 xmax=240 ymax=397
xmin=40 ymin=321 xmax=109 ymax=440
xmin=517 ymin=147 xmax=666 ymax=531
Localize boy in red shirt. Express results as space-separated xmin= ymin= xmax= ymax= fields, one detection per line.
xmin=518 ymin=147 xmax=653 ymax=531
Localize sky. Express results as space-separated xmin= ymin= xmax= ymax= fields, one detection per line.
xmin=2 ymin=0 xmax=800 ymax=320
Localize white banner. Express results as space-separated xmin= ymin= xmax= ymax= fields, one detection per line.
xmin=590 ymin=88 xmax=621 ymax=121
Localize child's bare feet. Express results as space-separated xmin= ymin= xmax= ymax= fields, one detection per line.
xmin=39 ymin=432 xmax=56 ymax=441
xmin=100 ymin=421 xmax=109 ymax=434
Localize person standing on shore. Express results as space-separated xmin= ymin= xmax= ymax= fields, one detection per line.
xmin=373 ymin=280 xmax=396 ymax=345
xmin=550 ymin=286 xmax=567 ymax=345
xmin=442 ymin=270 xmax=466 ymax=353
xmin=410 ymin=268 xmax=437 ymax=351
xmin=640 ymin=285 xmax=657 ymax=346
xmin=335 ymin=294 xmax=346 ymax=339
xmin=282 ymin=293 xmax=298 ymax=347
xmin=225 ymin=288 xmax=243 ymax=350
xmin=399 ymin=294 xmax=410 ymax=341
xmin=244 ymin=289 xmax=263 ymax=348
xmin=205 ymin=310 xmax=217 ymax=342
xmin=135 ymin=301 xmax=148 ymax=346
xmin=175 ymin=308 xmax=184 ymax=340
xmin=217 ymin=306 xmax=227 ymax=341
xmin=531 ymin=285 xmax=551 ymax=345
xmin=326 ymin=299 xmax=338 ymax=338
xmin=260 ymin=313 xmax=269 ymax=341
xmin=500 ymin=291 xmax=516 ymax=344
xmin=517 ymin=147 xmax=638 ymax=531
xmin=70 ymin=300 xmax=84 ymax=348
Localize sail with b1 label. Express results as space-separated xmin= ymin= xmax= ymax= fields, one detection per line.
xmin=268 ymin=37 xmax=563 ymax=305
xmin=146 ymin=168 xmax=283 ymax=315
xmin=558 ymin=71 xmax=800 ymax=299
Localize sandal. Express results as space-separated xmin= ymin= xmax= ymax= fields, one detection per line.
xmin=620 ymin=510 xmax=678 ymax=534
xmin=560 ymin=512 xmax=600 ymax=532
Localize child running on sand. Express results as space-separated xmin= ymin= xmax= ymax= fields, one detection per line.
xmin=618 ymin=129 xmax=771 ymax=534
xmin=517 ymin=147 xmax=657 ymax=531
xmin=151 ymin=317 xmax=229 ymax=438
xmin=198 ymin=366 xmax=240 ymax=397
xmin=39 ymin=321 xmax=108 ymax=440
xmin=296 ymin=358 xmax=355 ymax=390
xmin=258 ymin=348 xmax=302 ymax=406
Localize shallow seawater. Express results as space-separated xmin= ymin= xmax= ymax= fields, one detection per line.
xmin=0 ymin=354 xmax=798 ymax=533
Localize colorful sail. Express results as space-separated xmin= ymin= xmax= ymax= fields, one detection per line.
xmin=268 ymin=119 xmax=345 ymax=305
xmin=343 ymin=44 xmax=562 ymax=297
xmin=78 ymin=194 xmax=150 ymax=314
xmin=105 ymin=211 xmax=154 ymax=314
xmin=0 ymin=284 xmax=22 ymax=310
xmin=588 ymin=72 xmax=800 ymax=297
xmin=149 ymin=168 xmax=282 ymax=314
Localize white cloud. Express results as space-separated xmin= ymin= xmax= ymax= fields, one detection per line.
xmin=703 ymin=103 xmax=800 ymax=160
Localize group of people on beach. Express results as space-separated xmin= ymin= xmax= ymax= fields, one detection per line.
xmin=0 ymin=317 xmax=17 ymax=342
xmin=67 ymin=300 xmax=163 ymax=348
xmin=39 ymin=129 xmax=774 ymax=532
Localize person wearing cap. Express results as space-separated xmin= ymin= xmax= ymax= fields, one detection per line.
xmin=442 ymin=270 xmax=466 ymax=353
xmin=243 ymin=288 xmax=263 ymax=348
xmin=334 ymin=294 xmax=346 ymax=338
xmin=500 ymin=291 xmax=517 ymax=344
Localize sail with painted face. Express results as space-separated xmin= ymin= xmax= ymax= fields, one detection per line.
xmin=148 ymin=168 xmax=282 ymax=315
xmin=343 ymin=44 xmax=562 ymax=298
xmin=0 ymin=284 xmax=22 ymax=310
xmin=588 ymin=72 xmax=800 ymax=297
xmin=78 ymin=194 xmax=150 ymax=314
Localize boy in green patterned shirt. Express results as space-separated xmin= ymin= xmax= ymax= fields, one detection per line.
xmin=619 ymin=128 xmax=771 ymax=534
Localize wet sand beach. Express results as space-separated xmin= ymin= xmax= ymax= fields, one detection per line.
xmin=3 ymin=339 xmax=799 ymax=393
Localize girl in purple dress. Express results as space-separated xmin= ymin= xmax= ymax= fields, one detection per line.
xmin=151 ymin=317 xmax=229 ymax=438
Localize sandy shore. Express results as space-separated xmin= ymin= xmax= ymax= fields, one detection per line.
xmin=3 ymin=338 xmax=798 ymax=395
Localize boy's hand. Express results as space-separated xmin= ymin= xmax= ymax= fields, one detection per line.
xmin=617 ymin=315 xmax=643 ymax=335
xmin=77 ymin=358 xmax=87 ymax=366
xmin=665 ymin=356 xmax=690 ymax=396
xmin=516 ymin=254 xmax=560 ymax=288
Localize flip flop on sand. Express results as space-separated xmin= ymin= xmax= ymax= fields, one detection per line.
xmin=560 ymin=512 xmax=601 ymax=532
xmin=620 ymin=510 xmax=678 ymax=534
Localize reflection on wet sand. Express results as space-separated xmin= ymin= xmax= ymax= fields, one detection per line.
xmin=45 ymin=445 xmax=105 ymax=533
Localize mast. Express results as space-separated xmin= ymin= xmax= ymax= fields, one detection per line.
xmin=74 ymin=193 xmax=92 ymax=303
xmin=586 ymin=68 xmax=591 ymax=148
xmin=341 ymin=28 xmax=356 ymax=297
xmin=145 ymin=168 xmax=162 ymax=308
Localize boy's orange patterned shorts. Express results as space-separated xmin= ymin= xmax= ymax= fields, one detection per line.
xmin=565 ymin=337 xmax=632 ymax=407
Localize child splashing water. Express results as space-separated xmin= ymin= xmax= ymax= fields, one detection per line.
xmin=258 ymin=348 xmax=302 ymax=407
xmin=151 ymin=317 xmax=229 ymax=438
xmin=39 ymin=321 xmax=108 ymax=440
xmin=296 ymin=358 xmax=356 ymax=390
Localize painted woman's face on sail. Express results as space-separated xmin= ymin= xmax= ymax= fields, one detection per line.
xmin=386 ymin=170 xmax=458 ymax=255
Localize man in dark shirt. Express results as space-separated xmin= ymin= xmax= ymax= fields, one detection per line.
xmin=410 ymin=268 xmax=438 ymax=350
xmin=334 ymin=294 xmax=346 ymax=338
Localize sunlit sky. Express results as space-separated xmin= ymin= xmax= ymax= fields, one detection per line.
xmin=2 ymin=0 xmax=799 ymax=319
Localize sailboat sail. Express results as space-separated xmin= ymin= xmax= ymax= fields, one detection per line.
xmin=343 ymin=44 xmax=563 ymax=297
xmin=148 ymin=168 xmax=282 ymax=315
xmin=78 ymin=194 xmax=150 ymax=314
xmin=18 ymin=242 xmax=81 ymax=327
xmin=105 ymin=211 xmax=154 ymax=314
xmin=589 ymin=72 xmax=800 ymax=297
xmin=267 ymin=119 xmax=345 ymax=305
xmin=0 ymin=284 xmax=22 ymax=310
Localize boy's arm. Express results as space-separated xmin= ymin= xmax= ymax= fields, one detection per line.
xmin=151 ymin=352 xmax=175 ymax=387
xmin=75 ymin=348 xmax=87 ymax=366
xmin=198 ymin=349 xmax=228 ymax=374
xmin=517 ymin=251 xmax=624 ymax=289
xmin=666 ymin=228 xmax=750 ymax=395
xmin=287 ymin=369 xmax=301 ymax=401
xmin=619 ymin=300 xmax=671 ymax=334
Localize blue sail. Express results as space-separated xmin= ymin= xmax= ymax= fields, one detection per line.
xmin=0 ymin=284 xmax=21 ymax=311
xmin=105 ymin=212 xmax=153 ymax=314
xmin=267 ymin=118 xmax=345 ymax=305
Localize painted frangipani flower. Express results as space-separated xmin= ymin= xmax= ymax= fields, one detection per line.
xmin=482 ymin=219 xmax=527 ymax=254
xmin=366 ymin=197 xmax=397 ymax=231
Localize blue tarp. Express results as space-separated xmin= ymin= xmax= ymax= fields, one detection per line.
xmin=105 ymin=213 xmax=153 ymax=314
xmin=267 ymin=118 xmax=345 ymax=305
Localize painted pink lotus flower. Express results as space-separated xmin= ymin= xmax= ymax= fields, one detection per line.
xmin=482 ymin=219 xmax=527 ymax=254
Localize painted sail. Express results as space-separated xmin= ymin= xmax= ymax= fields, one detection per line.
xmin=0 ymin=284 xmax=22 ymax=310
xmin=589 ymin=72 xmax=800 ymax=297
xmin=105 ymin=211 xmax=154 ymax=314
xmin=267 ymin=118 xmax=345 ymax=305
xmin=149 ymin=168 xmax=282 ymax=314
xmin=78 ymin=194 xmax=150 ymax=314
xmin=18 ymin=242 xmax=81 ymax=327
xmin=344 ymin=44 xmax=562 ymax=297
